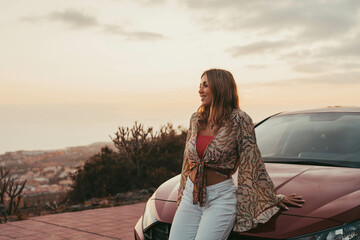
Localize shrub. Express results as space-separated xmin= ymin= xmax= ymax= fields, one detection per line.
xmin=68 ymin=122 xmax=187 ymax=203
xmin=68 ymin=147 xmax=134 ymax=202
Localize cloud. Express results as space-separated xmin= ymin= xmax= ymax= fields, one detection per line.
xmin=123 ymin=31 xmax=165 ymax=41
xmin=246 ymin=64 xmax=267 ymax=69
xmin=284 ymin=31 xmax=360 ymax=73
xmin=20 ymin=9 xmax=99 ymax=28
xmin=318 ymin=35 xmax=360 ymax=59
xmin=182 ymin=0 xmax=360 ymax=41
xmin=292 ymin=62 xmax=332 ymax=74
xmin=103 ymin=24 xmax=165 ymax=41
xmin=234 ymin=1 xmax=358 ymax=41
xmin=21 ymin=9 xmax=165 ymax=42
xmin=268 ymin=71 xmax=360 ymax=85
xmin=20 ymin=16 xmax=42 ymax=23
xmin=181 ymin=0 xmax=360 ymax=73
xmin=48 ymin=9 xmax=99 ymax=28
xmin=111 ymin=0 xmax=166 ymax=5
xmin=226 ymin=40 xmax=290 ymax=57
xmin=293 ymin=61 xmax=360 ymax=74
xmin=130 ymin=0 xmax=166 ymax=5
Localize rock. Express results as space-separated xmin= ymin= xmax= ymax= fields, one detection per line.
xmin=115 ymin=193 xmax=125 ymax=200
xmin=45 ymin=203 xmax=54 ymax=210
xmin=140 ymin=189 xmax=149 ymax=195
xmin=124 ymin=192 xmax=134 ymax=198
xmin=86 ymin=198 xmax=98 ymax=204
xmin=71 ymin=205 xmax=81 ymax=210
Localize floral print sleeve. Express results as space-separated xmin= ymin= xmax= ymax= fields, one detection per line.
xmin=177 ymin=112 xmax=196 ymax=207
xmin=234 ymin=111 xmax=285 ymax=232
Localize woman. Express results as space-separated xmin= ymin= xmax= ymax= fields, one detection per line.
xmin=169 ymin=69 xmax=305 ymax=240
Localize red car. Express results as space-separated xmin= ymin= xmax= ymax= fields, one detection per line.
xmin=134 ymin=107 xmax=360 ymax=239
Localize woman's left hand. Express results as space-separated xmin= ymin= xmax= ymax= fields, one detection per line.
xmin=279 ymin=193 xmax=305 ymax=210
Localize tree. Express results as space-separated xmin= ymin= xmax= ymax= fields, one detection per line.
xmin=110 ymin=122 xmax=187 ymax=187
xmin=110 ymin=121 xmax=157 ymax=187
xmin=0 ymin=166 xmax=27 ymax=222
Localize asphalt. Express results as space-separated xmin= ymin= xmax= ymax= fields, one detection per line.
xmin=0 ymin=202 xmax=146 ymax=240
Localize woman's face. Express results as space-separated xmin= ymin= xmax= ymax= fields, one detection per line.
xmin=199 ymin=74 xmax=213 ymax=107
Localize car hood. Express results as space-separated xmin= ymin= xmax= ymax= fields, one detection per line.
xmin=155 ymin=163 xmax=360 ymax=223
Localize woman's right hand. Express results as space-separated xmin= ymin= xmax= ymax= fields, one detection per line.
xmin=279 ymin=193 xmax=305 ymax=210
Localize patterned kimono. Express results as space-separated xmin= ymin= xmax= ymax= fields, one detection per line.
xmin=177 ymin=108 xmax=285 ymax=232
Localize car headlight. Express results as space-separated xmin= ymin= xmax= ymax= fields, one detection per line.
xmin=289 ymin=219 xmax=360 ymax=240
xmin=142 ymin=196 xmax=158 ymax=231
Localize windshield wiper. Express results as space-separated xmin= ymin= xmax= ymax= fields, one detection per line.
xmin=265 ymin=159 xmax=338 ymax=167
xmin=264 ymin=157 xmax=359 ymax=168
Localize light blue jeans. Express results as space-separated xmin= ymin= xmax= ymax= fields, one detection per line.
xmin=169 ymin=176 xmax=237 ymax=240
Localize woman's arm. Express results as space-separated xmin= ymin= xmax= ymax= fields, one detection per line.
xmin=236 ymin=112 xmax=304 ymax=211
xmin=176 ymin=112 xmax=196 ymax=206
xmin=236 ymin=110 xmax=285 ymax=207
xmin=234 ymin=110 xmax=286 ymax=232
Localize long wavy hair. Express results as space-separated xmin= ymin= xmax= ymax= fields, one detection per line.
xmin=197 ymin=69 xmax=240 ymax=133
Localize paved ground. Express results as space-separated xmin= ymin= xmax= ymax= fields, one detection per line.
xmin=0 ymin=202 xmax=146 ymax=240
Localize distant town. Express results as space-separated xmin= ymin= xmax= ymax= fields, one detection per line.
xmin=0 ymin=142 xmax=115 ymax=204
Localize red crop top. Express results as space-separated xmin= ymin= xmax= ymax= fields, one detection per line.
xmin=196 ymin=135 xmax=214 ymax=159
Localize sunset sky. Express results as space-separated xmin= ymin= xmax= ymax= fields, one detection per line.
xmin=1 ymin=0 xmax=360 ymax=154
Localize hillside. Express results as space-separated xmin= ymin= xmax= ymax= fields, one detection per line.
xmin=0 ymin=142 xmax=115 ymax=199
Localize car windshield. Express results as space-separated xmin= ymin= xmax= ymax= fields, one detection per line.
xmin=255 ymin=112 xmax=360 ymax=168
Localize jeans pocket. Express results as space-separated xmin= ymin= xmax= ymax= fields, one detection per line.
xmin=216 ymin=186 xmax=237 ymax=206
xmin=217 ymin=184 xmax=236 ymax=195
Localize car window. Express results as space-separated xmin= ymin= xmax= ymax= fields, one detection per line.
xmin=255 ymin=113 xmax=360 ymax=168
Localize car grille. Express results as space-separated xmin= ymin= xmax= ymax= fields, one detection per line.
xmin=144 ymin=222 xmax=171 ymax=240
xmin=228 ymin=233 xmax=280 ymax=240
xmin=143 ymin=222 xmax=279 ymax=240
